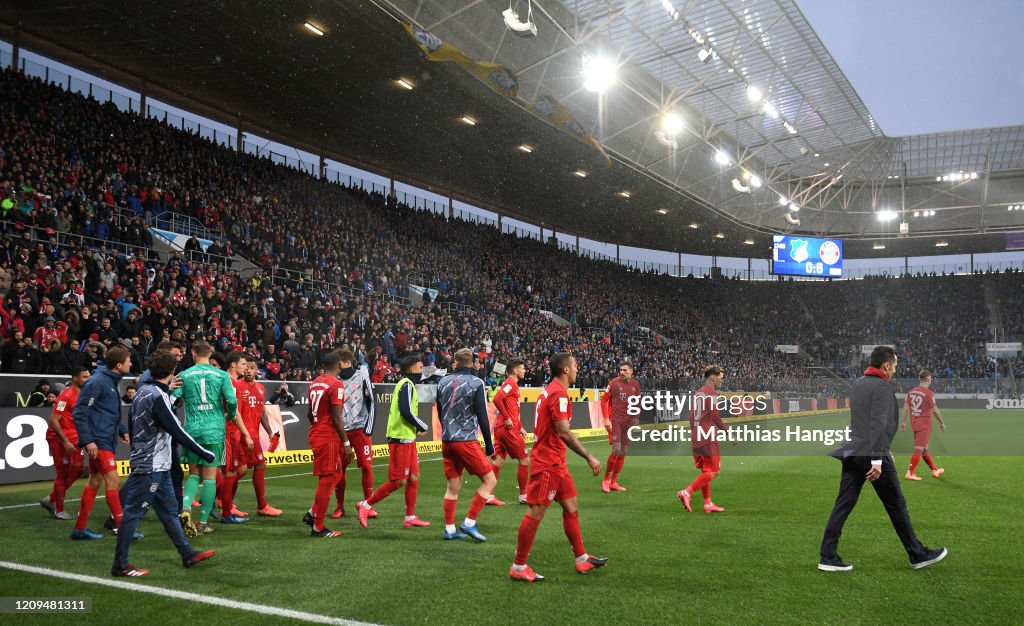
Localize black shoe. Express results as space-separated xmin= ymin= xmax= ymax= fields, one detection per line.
xmin=302 ymin=510 xmax=314 ymax=528
xmin=910 ymin=547 xmax=948 ymax=570
xmin=311 ymin=527 xmax=342 ymax=538
xmin=103 ymin=515 xmax=117 ymax=535
xmin=111 ymin=564 xmax=149 ymax=577
xmin=818 ymin=555 xmax=853 ymax=572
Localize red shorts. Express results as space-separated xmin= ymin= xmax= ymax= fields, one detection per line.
xmin=694 ymin=454 xmax=721 ymax=473
xmin=525 ymin=468 xmax=577 ymax=506
xmin=344 ymin=430 xmax=374 ymax=469
xmin=88 ymin=449 xmax=118 ymax=476
xmin=610 ymin=421 xmax=635 ymax=447
xmin=310 ymin=434 xmax=342 ymax=476
xmin=47 ymin=439 xmax=84 ymax=471
xmin=913 ymin=428 xmax=932 ymax=448
xmin=244 ymin=440 xmax=265 ymax=467
xmin=224 ymin=437 xmax=245 ymax=471
xmin=388 ymin=442 xmax=420 ymax=481
xmin=492 ymin=427 xmax=528 ymax=461
xmin=442 ymin=441 xmax=493 ymax=479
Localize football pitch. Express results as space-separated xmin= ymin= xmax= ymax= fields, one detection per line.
xmin=1 ymin=409 xmax=1021 ymax=625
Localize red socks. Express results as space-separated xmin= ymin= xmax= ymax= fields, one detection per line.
xmin=562 ymin=510 xmax=586 ymax=558
xmin=74 ymin=486 xmax=98 ymax=531
xmin=687 ymin=471 xmax=714 ymax=498
xmin=220 ymin=475 xmax=236 ymax=516
xmin=610 ymin=455 xmax=625 ymax=483
xmin=701 ymin=484 xmax=711 ymax=505
xmin=909 ymin=454 xmax=922 ymax=473
xmin=517 ymin=464 xmax=529 ymax=495
xmin=443 ymin=497 xmax=458 ymax=526
xmin=467 ymin=493 xmax=487 ymax=521
xmin=922 ymin=453 xmax=937 ymax=471
xmin=312 ymin=475 xmax=336 ymax=532
xmin=367 ymin=480 xmax=401 ymax=506
xmin=106 ymin=489 xmax=123 ymax=525
xmin=253 ymin=467 xmax=268 ymax=510
xmin=361 ymin=465 xmax=375 ymax=500
xmin=334 ymin=471 xmax=347 ymax=509
xmin=405 ymin=480 xmax=418 ymax=516
xmin=515 ymin=515 xmax=541 ymax=565
xmin=604 ymin=454 xmax=616 ymax=480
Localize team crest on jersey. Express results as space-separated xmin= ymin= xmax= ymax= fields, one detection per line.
xmin=558 ymin=398 xmax=568 ymax=412
xmin=547 ymin=490 xmax=556 ymax=501
xmin=56 ymin=401 xmax=67 ymax=411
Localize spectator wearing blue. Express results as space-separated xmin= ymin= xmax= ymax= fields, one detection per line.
xmin=112 ymin=351 xmax=217 ymax=577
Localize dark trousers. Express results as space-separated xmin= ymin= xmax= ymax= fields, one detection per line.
xmin=123 ymin=448 xmax=182 ymax=515
xmin=821 ymin=455 xmax=926 ymax=561
xmin=170 ymin=447 xmax=184 ymax=515
xmin=113 ymin=470 xmax=195 ymax=571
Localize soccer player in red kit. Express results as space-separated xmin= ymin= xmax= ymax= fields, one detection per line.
xmin=900 ymin=369 xmax=946 ymax=480
xmin=677 ymin=365 xmax=732 ymax=514
xmin=600 ymin=362 xmax=641 ymax=493
xmin=510 ymin=353 xmax=607 ymax=582
xmin=303 ymin=351 xmax=354 ymax=537
xmin=488 ymin=358 xmax=530 ymax=506
xmin=219 ymin=352 xmax=252 ymax=524
xmin=41 ymin=366 xmax=90 ymax=519
xmin=240 ymin=361 xmax=282 ymax=515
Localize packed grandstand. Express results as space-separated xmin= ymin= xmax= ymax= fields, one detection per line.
xmin=1 ymin=67 xmax=1021 ymax=394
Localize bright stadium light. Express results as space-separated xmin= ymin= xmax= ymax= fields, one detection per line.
xmin=873 ymin=243 xmax=886 ymax=250
xmin=935 ymin=240 xmax=949 ymax=247
xmin=715 ymin=233 xmax=725 ymax=239
xmin=459 ymin=115 xmax=477 ymax=126
xmin=744 ymin=238 xmax=755 ymax=245
xmin=303 ymin=21 xmax=325 ymax=36
xmin=689 ymin=223 xmax=699 ymax=229
xmin=617 ymin=191 xmax=631 ymax=198
xmin=746 ymin=85 xmax=763 ymax=103
xmin=656 ymin=208 xmax=669 ymax=215
xmin=573 ymin=170 xmax=588 ymax=178
xmin=661 ymin=112 xmax=684 ymax=135
xmin=715 ymin=150 xmax=731 ymax=166
xmin=877 ymin=210 xmax=898 ymax=221
xmin=762 ymin=100 xmax=779 ymax=119
xmin=582 ymin=54 xmax=616 ymax=93
xmin=784 ymin=121 xmax=798 ymax=135
xmin=396 ymin=78 xmax=414 ymax=90
xmin=788 ymin=203 xmax=800 ymax=212
xmin=748 ymin=174 xmax=762 ymax=188
xmin=779 ymin=195 xmax=789 ymax=206
xmin=518 ymin=144 xmax=534 ymax=153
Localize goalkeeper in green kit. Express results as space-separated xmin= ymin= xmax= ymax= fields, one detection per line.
xmin=175 ymin=341 xmax=252 ymax=536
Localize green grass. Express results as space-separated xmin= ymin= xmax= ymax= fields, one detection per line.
xmin=1 ymin=411 xmax=1021 ymax=625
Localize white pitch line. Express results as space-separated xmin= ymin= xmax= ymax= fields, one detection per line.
xmin=0 ymin=457 xmax=445 ymax=511
xmin=0 ymin=560 xmax=380 ymax=626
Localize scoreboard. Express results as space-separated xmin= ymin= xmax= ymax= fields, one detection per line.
xmin=771 ymin=235 xmax=843 ymax=277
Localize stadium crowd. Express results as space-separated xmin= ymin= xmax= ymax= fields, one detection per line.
xmin=1 ymin=68 xmax=1020 ymax=393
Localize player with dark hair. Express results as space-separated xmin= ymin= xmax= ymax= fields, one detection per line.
xmin=357 ymin=355 xmax=430 ymax=528
xmin=901 ymin=369 xmax=946 ymax=480
xmin=240 ymin=360 xmax=282 ymax=516
xmin=303 ymin=350 xmax=354 ymax=537
xmin=219 ymin=351 xmax=252 ymax=523
xmin=600 ymin=361 xmax=641 ymax=493
xmin=510 ymin=352 xmax=606 ymax=582
xmin=488 ymin=358 xmax=530 ymax=505
xmin=333 ymin=348 xmax=377 ymax=519
xmin=175 ymin=341 xmax=251 ymax=536
xmin=41 ymin=366 xmax=90 ymax=519
xmin=436 ymin=348 xmax=495 ymax=541
xmin=677 ymin=365 xmax=732 ymax=514
xmin=71 ymin=346 xmax=133 ymax=540
xmin=112 ymin=351 xmax=217 ymax=577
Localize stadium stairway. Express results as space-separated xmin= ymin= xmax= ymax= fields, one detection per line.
xmin=808 ymin=366 xmax=854 ymax=392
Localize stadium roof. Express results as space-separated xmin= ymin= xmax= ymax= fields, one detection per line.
xmin=2 ymin=0 xmax=1022 ymax=258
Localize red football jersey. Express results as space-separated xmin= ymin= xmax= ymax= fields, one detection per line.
xmin=905 ymin=385 xmax=936 ymax=429
xmin=240 ymin=380 xmax=266 ymax=437
xmin=532 ymin=379 xmax=571 ymax=471
xmin=690 ymin=383 xmax=726 ymax=455
xmin=309 ymin=374 xmax=344 ymax=439
xmin=492 ymin=376 xmax=521 ymax=430
xmin=46 ymin=386 xmax=79 ymax=445
xmin=227 ymin=378 xmax=247 ymax=440
xmin=604 ymin=376 xmax=641 ymax=423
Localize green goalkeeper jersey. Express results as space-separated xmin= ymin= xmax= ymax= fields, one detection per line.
xmin=172 ymin=362 xmax=237 ymax=442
